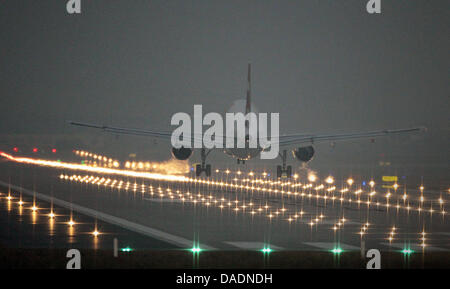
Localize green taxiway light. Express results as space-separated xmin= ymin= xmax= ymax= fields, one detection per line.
xmin=331 ymin=248 xmax=343 ymax=254
xmin=190 ymin=247 xmax=201 ymax=253
xmin=261 ymin=248 xmax=272 ymax=254
xmin=121 ymin=247 xmax=133 ymax=252
xmin=401 ymin=248 xmax=414 ymax=255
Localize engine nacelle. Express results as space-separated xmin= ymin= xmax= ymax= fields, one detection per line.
xmin=293 ymin=146 xmax=315 ymax=162
xmin=171 ymin=146 xmax=193 ymax=160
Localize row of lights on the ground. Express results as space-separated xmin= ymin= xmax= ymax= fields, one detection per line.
xmin=4 ymin=194 xmax=101 ymax=237
xmin=62 ymin=174 xmax=350 ymax=228
xmin=189 ymin=245 xmax=415 ymax=256
xmin=0 ymin=192 xmax=426 ymax=256
xmin=204 ymin=169 xmax=450 ymax=202
xmin=12 ymin=147 xmax=57 ymax=153
xmin=74 ymin=178 xmax=431 ymax=250
xmin=61 ymin=172 xmax=447 ymax=242
xmin=61 ymin=173 xmax=440 ymax=251
xmin=65 ymin=171 xmax=446 ymax=218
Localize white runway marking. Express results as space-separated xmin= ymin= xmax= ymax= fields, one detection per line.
xmin=225 ymin=241 xmax=283 ymax=250
xmin=0 ymin=180 xmax=216 ymax=250
xmin=380 ymin=243 xmax=449 ymax=252
xmin=303 ymin=242 xmax=360 ymax=251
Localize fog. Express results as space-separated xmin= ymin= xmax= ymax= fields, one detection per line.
xmin=0 ymin=0 xmax=448 ymax=183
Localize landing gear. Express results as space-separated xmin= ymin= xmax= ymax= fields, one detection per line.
xmin=276 ymin=149 xmax=292 ymax=178
xmin=195 ymin=148 xmax=212 ymax=177
xmin=237 ymin=159 xmax=246 ymax=164
xmin=196 ymin=164 xmax=211 ymax=177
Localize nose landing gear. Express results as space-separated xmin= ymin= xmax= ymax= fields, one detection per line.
xmin=195 ymin=148 xmax=212 ymax=177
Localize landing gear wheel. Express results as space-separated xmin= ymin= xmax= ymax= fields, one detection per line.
xmin=286 ymin=165 xmax=292 ymax=177
xmin=277 ymin=165 xmax=282 ymax=178
xmin=195 ymin=164 xmax=202 ymax=177
xmin=276 ymin=150 xmax=292 ymax=178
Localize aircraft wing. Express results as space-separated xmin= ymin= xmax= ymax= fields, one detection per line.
xmin=68 ymin=121 xmax=217 ymax=144
xmin=278 ymin=126 xmax=426 ymax=146
xmin=69 ymin=121 xmax=175 ymax=139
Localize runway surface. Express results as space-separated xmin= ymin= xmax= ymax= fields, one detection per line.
xmin=0 ymin=150 xmax=448 ymax=256
xmin=0 ymin=181 xmax=179 ymax=251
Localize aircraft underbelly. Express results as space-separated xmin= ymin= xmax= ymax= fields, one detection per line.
xmin=224 ymin=147 xmax=261 ymax=160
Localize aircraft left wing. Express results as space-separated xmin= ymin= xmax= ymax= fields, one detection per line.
xmin=68 ymin=121 xmax=216 ymax=144
xmin=69 ymin=121 xmax=174 ymax=139
xmin=278 ymin=126 xmax=426 ymax=146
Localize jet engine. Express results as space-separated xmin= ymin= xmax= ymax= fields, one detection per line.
xmin=171 ymin=146 xmax=193 ymax=160
xmin=292 ymin=146 xmax=315 ymax=162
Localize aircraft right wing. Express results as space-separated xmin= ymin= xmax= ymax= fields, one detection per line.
xmin=278 ymin=126 xmax=427 ymax=146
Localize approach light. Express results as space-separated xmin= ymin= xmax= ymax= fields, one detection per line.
xmin=121 ymin=247 xmax=133 ymax=252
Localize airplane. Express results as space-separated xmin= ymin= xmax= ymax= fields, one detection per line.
xmin=69 ymin=64 xmax=426 ymax=178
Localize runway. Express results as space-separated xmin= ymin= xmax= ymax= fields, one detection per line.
xmin=0 ymin=150 xmax=448 ymax=255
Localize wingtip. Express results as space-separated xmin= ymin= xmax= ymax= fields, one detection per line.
xmin=419 ymin=126 xmax=427 ymax=133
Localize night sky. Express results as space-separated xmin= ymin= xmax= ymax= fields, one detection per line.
xmin=0 ymin=1 xmax=448 ymax=178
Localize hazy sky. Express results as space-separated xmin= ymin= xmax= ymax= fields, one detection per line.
xmin=0 ymin=1 xmax=448 ymax=174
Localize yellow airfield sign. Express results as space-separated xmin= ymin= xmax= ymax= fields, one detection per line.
xmin=382 ymin=176 xmax=398 ymax=182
